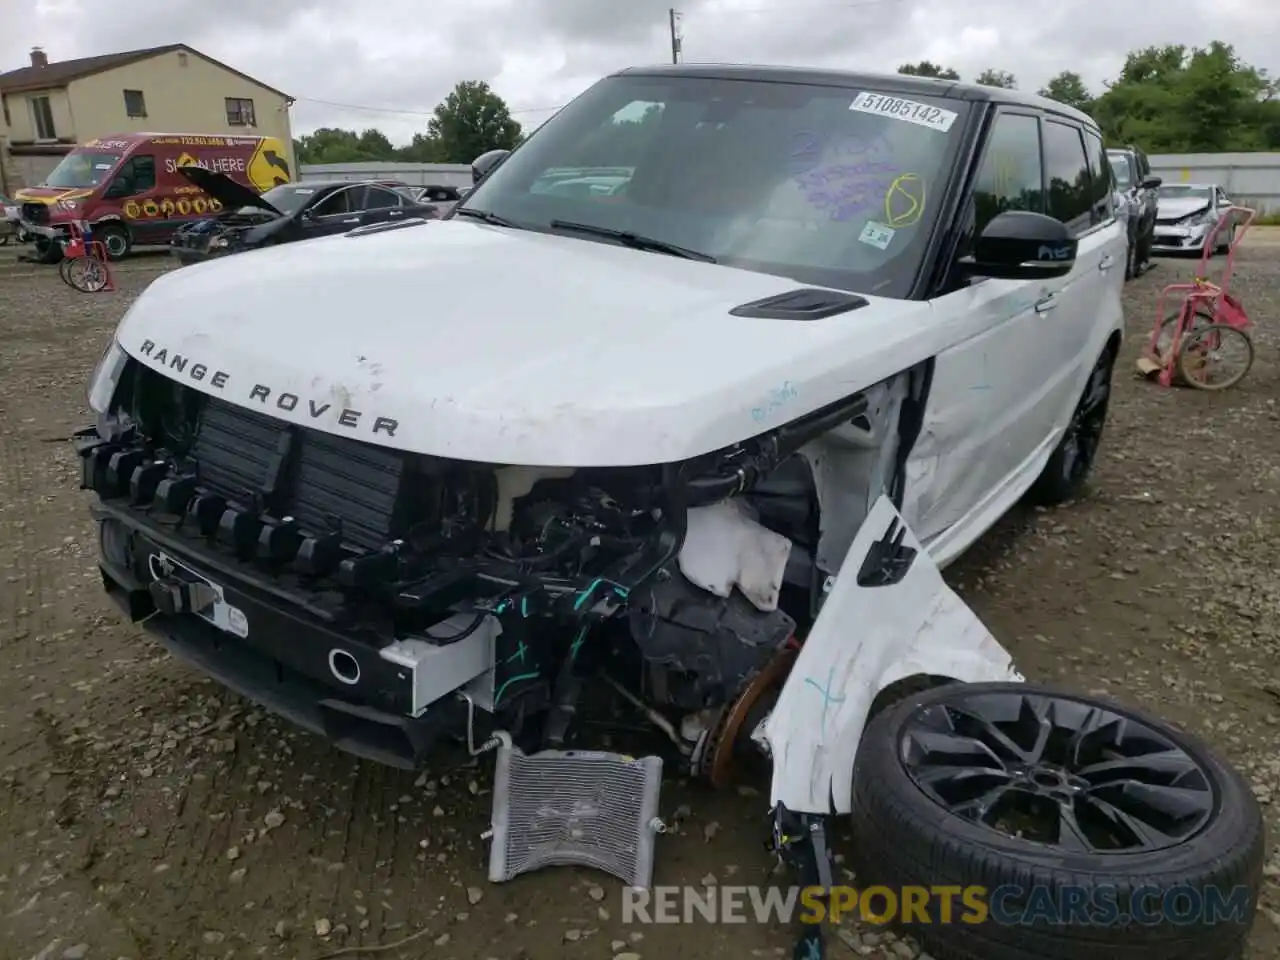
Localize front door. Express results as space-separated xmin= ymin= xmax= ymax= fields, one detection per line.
xmin=302 ymin=185 xmax=367 ymax=239
xmin=901 ymin=109 xmax=1075 ymax=561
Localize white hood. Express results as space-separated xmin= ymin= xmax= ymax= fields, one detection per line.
xmin=115 ymin=220 xmax=942 ymax=466
xmin=1157 ymin=197 xmax=1211 ymax=222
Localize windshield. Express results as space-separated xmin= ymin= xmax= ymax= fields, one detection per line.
xmin=1107 ymin=153 xmax=1131 ymax=190
xmin=1158 ymin=185 xmax=1211 ymax=201
xmin=258 ymin=184 xmax=317 ymax=214
xmin=42 ymin=151 xmax=122 ymax=189
xmin=459 ymin=74 xmax=971 ymax=298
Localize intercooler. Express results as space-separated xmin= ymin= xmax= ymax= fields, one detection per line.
xmin=190 ymin=397 xmax=410 ymax=551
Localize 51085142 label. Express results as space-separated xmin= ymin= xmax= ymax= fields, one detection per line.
xmin=849 ymin=92 xmax=958 ymax=133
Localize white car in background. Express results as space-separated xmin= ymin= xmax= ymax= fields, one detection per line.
xmin=1152 ymin=182 xmax=1237 ymax=255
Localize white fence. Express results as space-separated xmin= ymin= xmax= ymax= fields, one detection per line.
xmin=298 ymin=162 xmax=472 ymax=188
xmin=1148 ymin=152 xmax=1280 ymax=214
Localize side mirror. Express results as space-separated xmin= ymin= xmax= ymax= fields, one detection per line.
xmin=1141 ymin=176 xmax=1162 ymax=190
xmin=471 ymin=149 xmax=510 ymax=185
xmin=959 ymin=211 xmax=1077 ymax=281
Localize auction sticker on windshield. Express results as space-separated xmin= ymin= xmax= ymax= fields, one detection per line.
xmin=859 ymin=221 xmax=896 ymax=250
xmin=849 ymin=92 xmax=957 ymax=133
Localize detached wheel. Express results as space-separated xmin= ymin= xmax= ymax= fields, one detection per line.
xmin=34 ymin=236 xmax=63 ymax=264
xmin=850 ymin=682 xmax=1264 ymax=960
xmin=1027 ymin=345 xmax=1114 ymax=505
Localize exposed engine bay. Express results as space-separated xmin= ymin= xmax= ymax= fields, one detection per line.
xmin=79 ymin=355 xmax=927 ymax=776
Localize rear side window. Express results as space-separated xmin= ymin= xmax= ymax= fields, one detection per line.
xmin=1081 ymin=130 xmax=1113 ymax=225
xmin=971 ymin=112 xmax=1043 ymax=235
xmin=363 ymin=187 xmax=403 ymax=210
xmin=1041 ymin=121 xmax=1092 ymax=235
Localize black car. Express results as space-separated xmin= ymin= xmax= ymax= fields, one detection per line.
xmin=1106 ymin=145 xmax=1162 ymax=279
xmin=170 ymin=171 xmax=442 ymax=265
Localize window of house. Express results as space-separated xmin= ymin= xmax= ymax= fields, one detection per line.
xmin=1041 ymin=120 xmax=1093 ymax=236
xmin=1081 ymin=129 xmax=1113 ymax=226
xmin=971 ymin=112 xmax=1043 ymax=235
xmin=225 ymin=97 xmax=257 ymax=126
xmin=29 ymin=95 xmax=56 ymax=140
xmin=124 ymin=89 xmax=147 ymax=118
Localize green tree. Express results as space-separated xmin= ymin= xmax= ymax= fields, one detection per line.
xmin=974 ymin=69 xmax=1017 ymax=89
xmin=1091 ymin=42 xmax=1280 ymax=151
xmin=897 ymin=61 xmax=960 ymax=80
xmin=1039 ymin=71 xmax=1093 ymax=112
xmin=427 ymin=81 xmax=522 ymax=163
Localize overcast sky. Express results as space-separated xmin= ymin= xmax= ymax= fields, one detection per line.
xmin=3 ymin=0 xmax=1275 ymax=145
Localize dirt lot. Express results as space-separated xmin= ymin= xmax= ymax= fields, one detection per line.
xmin=0 ymin=243 xmax=1278 ymax=960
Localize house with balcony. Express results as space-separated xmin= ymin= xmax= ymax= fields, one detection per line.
xmin=0 ymin=44 xmax=293 ymax=188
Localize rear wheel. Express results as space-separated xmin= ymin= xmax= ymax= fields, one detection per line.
xmin=1027 ymin=345 xmax=1114 ymax=505
xmin=1177 ymin=324 xmax=1253 ymax=391
xmin=850 ymin=682 xmax=1265 ymax=960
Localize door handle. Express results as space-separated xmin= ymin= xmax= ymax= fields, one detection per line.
xmin=341 ymin=218 xmax=360 ymax=225
xmin=1034 ymin=294 xmax=1059 ymax=315
xmin=1098 ymin=254 xmax=1116 ymax=272
xmin=387 ymin=210 xmax=404 ymax=218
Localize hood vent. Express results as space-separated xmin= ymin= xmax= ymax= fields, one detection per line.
xmin=729 ymin=287 xmax=869 ymax=321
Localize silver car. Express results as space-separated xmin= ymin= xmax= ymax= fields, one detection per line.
xmin=1151 ymin=183 xmax=1237 ymax=256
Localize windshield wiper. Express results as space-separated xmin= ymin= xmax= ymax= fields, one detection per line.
xmin=453 ymin=207 xmax=522 ymax=228
xmin=548 ymin=220 xmax=716 ymax=262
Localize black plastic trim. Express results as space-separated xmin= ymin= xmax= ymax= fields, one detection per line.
xmin=729 ymin=287 xmax=869 ymax=320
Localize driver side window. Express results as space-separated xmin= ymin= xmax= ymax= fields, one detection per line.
xmin=971 ymin=113 xmax=1044 ymax=236
xmin=108 ymin=155 xmax=156 ymax=197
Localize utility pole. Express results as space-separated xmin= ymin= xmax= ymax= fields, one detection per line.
xmin=669 ymin=8 xmax=681 ymax=64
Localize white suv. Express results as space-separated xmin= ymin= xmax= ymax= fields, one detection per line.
xmin=78 ymin=68 xmax=1260 ymax=960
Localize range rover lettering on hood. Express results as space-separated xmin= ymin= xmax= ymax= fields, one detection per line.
xmin=135 ymin=339 xmax=400 ymax=438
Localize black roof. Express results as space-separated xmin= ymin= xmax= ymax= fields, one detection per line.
xmin=288 ymin=178 xmax=407 ymax=190
xmin=613 ymin=63 xmax=1097 ymax=129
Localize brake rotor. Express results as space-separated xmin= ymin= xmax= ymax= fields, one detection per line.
xmin=704 ymin=647 xmax=795 ymax=789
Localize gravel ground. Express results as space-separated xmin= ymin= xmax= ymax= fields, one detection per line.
xmin=0 ymin=242 xmax=1277 ymax=960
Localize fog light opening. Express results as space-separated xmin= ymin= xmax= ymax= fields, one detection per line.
xmin=328 ymin=648 xmax=361 ymax=686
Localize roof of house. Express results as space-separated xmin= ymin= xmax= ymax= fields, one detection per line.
xmin=0 ymin=44 xmax=291 ymax=99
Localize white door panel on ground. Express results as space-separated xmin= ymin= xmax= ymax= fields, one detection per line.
xmin=764 ymin=495 xmax=1021 ymax=814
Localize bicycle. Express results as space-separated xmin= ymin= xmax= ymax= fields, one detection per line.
xmin=1138 ymin=205 xmax=1257 ymax=391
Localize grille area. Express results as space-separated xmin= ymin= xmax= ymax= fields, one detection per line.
xmin=191 ymin=398 xmax=408 ymax=550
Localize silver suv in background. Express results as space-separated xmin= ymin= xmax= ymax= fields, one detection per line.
xmin=1107 ymin=145 xmax=1162 ymax=279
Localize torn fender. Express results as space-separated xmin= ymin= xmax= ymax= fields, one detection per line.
xmin=763 ymin=494 xmax=1023 ymax=814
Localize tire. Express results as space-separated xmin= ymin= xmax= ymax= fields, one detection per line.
xmin=1177 ymin=324 xmax=1253 ymax=391
xmin=1124 ymin=238 xmax=1135 ymax=281
xmin=1215 ymin=226 xmax=1234 ymax=256
xmin=1026 ymin=345 xmax=1114 ymax=505
xmin=1156 ymin=306 xmax=1216 ymax=360
xmin=94 ymin=223 xmax=131 ymax=261
xmin=34 ymin=236 xmax=62 ymax=264
xmin=849 ymin=681 xmax=1265 ymax=960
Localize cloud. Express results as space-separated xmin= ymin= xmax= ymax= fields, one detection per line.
xmin=3 ymin=0 xmax=1277 ymax=145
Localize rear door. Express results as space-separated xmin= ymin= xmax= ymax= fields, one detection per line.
xmin=1051 ymin=122 xmax=1124 ymax=386
xmin=358 ymin=185 xmax=409 ymax=226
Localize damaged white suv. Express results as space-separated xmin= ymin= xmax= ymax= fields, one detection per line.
xmin=79 ymin=66 xmax=1263 ymax=960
